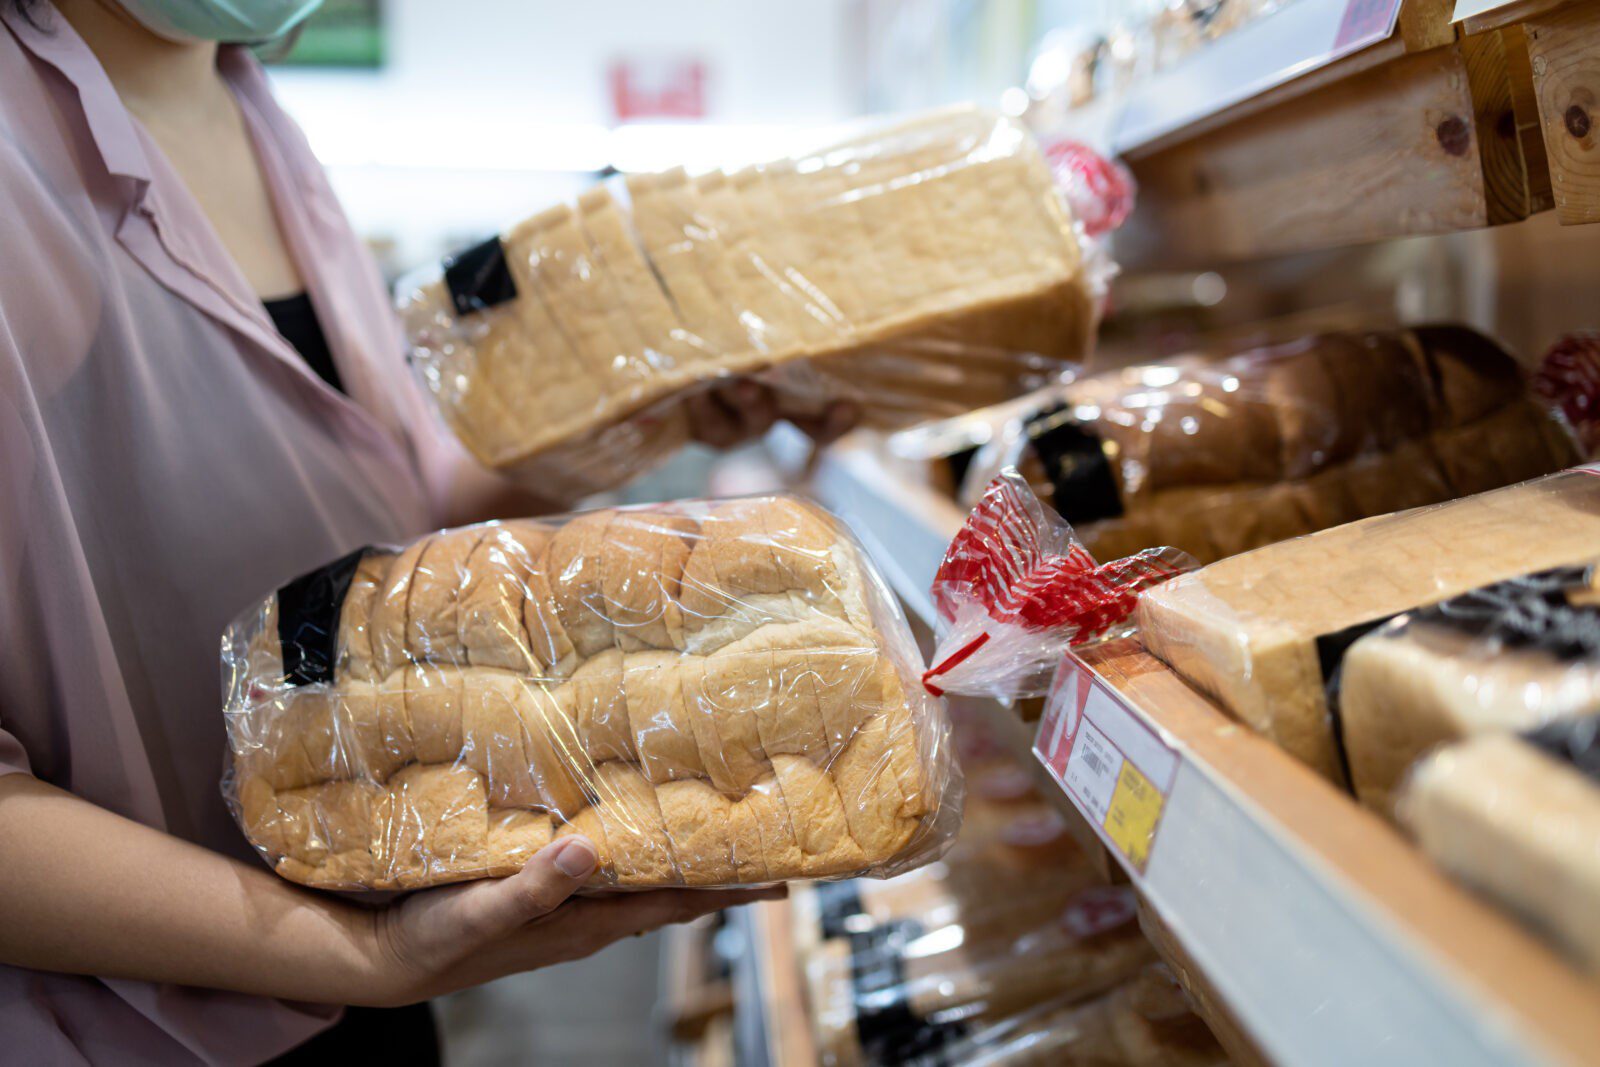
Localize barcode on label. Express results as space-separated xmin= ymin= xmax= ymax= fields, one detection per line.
xmin=1063 ymin=719 xmax=1121 ymax=825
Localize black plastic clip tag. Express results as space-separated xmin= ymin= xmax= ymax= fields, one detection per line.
xmin=443 ymin=235 xmax=517 ymax=317
xmin=1025 ymin=404 xmax=1124 ymax=524
xmin=277 ymin=547 xmax=369 ymax=687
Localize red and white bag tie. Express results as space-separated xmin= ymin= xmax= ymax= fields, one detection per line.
xmin=923 ymin=469 xmax=1195 ymax=699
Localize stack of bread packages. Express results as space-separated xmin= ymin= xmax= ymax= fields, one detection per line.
xmin=1138 ymin=467 xmax=1600 ymax=789
xmin=397 ymin=108 xmax=1098 ymax=502
xmin=786 ymin=701 xmax=1229 ymax=1066
xmin=949 ymin=325 xmax=1579 ymax=564
xmin=220 ymin=495 xmax=959 ymax=890
xmin=1400 ymin=714 xmax=1600 ymax=974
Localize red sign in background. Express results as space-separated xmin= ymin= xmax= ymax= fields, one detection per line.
xmin=609 ymin=57 xmax=707 ymax=121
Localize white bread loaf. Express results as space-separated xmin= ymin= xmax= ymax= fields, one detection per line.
xmin=1138 ymin=468 xmax=1600 ymax=784
xmin=223 ymin=496 xmax=955 ymax=890
xmin=1398 ymin=723 xmax=1600 ymax=972
xmin=1340 ymin=561 xmax=1600 ymax=815
xmin=398 ymin=109 xmax=1093 ymax=496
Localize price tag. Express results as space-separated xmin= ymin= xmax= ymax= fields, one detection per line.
xmin=1034 ymin=653 xmax=1180 ymax=875
xmin=1333 ymin=0 xmax=1403 ymax=51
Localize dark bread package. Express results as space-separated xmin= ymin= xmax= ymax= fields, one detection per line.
xmin=956 ymin=326 xmax=1578 ymax=565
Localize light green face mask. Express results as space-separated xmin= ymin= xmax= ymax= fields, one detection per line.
xmin=116 ymin=0 xmax=325 ymax=43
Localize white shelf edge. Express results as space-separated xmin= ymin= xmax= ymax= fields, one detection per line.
xmin=1039 ymin=0 xmax=1404 ymax=158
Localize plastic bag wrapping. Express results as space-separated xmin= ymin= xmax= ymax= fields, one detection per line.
xmin=1397 ymin=717 xmax=1600 ymax=972
xmin=397 ymin=107 xmax=1104 ymax=500
xmin=783 ymin=709 xmax=1223 ymax=1067
xmin=921 ymin=469 xmax=1197 ymax=701
xmin=893 ymin=965 xmax=1231 ymax=1067
xmin=1340 ymin=562 xmax=1600 ymax=816
xmin=1138 ymin=466 xmax=1600 ymax=787
xmin=938 ymin=326 xmax=1580 ymax=566
xmin=219 ymin=494 xmax=961 ymax=891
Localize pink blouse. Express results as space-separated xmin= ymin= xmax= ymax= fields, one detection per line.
xmin=0 ymin=6 xmax=477 ymax=1062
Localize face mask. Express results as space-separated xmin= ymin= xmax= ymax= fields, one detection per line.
xmin=115 ymin=0 xmax=325 ymax=43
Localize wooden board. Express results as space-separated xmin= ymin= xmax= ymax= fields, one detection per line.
xmin=748 ymin=898 xmax=820 ymax=1067
xmin=1458 ymin=0 xmax=1573 ymax=35
xmin=1117 ymin=44 xmax=1488 ymax=268
xmin=1082 ymin=640 xmax=1600 ymax=1067
xmin=660 ymin=919 xmax=734 ymax=1043
xmin=1525 ymin=1 xmax=1600 ymax=224
xmin=1462 ymin=25 xmax=1554 ymax=221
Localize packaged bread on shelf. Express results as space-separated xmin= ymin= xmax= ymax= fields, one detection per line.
xmin=1138 ymin=466 xmax=1600 ymax=784
xmin=897 ymin=965 xmax=1231 ymax=1067
xmin=1340 ymin=562 xmax=1600 ymax=815
xmin=948 ymin=326 xmax=1579 ymax=565
xmin=1398 ymin=717 xmax=1600 ymax=973
xmin=220 ymin=495 xmax=959 ymax=891
xmin=794 ymin=757 xmax=1155 ymax=1063
xmin=398 ymin=107 xmax=1097 ymax=500
xmin=804 ymin=881 xmax=1154 ymax=1066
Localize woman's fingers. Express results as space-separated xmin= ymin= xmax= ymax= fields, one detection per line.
xmin=784 ymin=401 xmax=860 ymax=445
xmin=392 ymin=836 xmax=598 ymax=972
xmin=687 ymin=382 xmax=779 ymax=449
xmin=454 ymin=837 xmax=599 ymax=941
xmin=508 ymin=885 xmax=788 ymax=966
xmin=685 ymin=390 xmax=743 ymax=449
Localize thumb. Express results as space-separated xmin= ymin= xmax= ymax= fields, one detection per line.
xmin=449 ymin=836 xmax=598 ymax=943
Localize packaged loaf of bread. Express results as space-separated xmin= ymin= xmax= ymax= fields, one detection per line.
xmin=792 ymin=727 xmax=1157 ymax=1065
xmin=951 ymin=326 xmax=1579 ymax=565
xmin=1340 ymin=561 xmax=1600 ymax=815
xmin=220 ymin=494 xmax=959 ymax=891
xmin=398 ymin=107 xmax=1098 ymax=500
xmin=1139 ymin=466 xmax=1600 ymax=784
xmin=898 ymin=965 xmax=1230 ymax=1067
xmin=1398 ymin=717 xmax=1600 ymax=972
xmin=805 ymin=881 xmax=1153 ymax=1066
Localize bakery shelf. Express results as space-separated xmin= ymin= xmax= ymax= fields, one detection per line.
xmin=1039 ymin=0 xmax=1598 ymax=267
xmin=729 ymin=900 xmax=818 ymax=1067
xmin=794 ymin=437 xmax=1600 ymax=1067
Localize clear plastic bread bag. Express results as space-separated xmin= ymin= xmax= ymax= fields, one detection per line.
xmin=1395 ymin=714 xmax=1600 ymax=973
xmin=1336 ymin=560 xmax=1600 ymax=817
xmin=921 ymin=468 xmax=1197 ymax=703
xmin=936 ymin=326 xmax=1580 ymax=568
xmin=396 ymin=107 xmax=1117 ymax=503
xmin=893 ymin=965 xmax=1231 ymax=1067
xmin=219 ymin=494 xmax=961 ymax=891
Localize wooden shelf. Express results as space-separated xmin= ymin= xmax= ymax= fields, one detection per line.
xmin=794 ymin=438 xmax=1600 ymax=1067
xmin=1038 ymin=0 xmax=1597 ymax=267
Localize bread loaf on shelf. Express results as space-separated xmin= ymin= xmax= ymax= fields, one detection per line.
xmin=1137 ymin=467 xmax=1600 ymax=784
xmin=992 ymin=326 xmax=1579 ymax=565
xmin=1340 ymin=563 xmax=1600 ymax=815
xmin=399 ymin=108 xmax=1093 ymax=496
xmin=1398 ymin=719 xmax=1600 ymax=973
xmin=222 ymin=496 xmax=956 ymax=891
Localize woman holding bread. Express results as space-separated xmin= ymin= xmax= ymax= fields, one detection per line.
xmin=0 ymin=1 xmax=857 ymax=1061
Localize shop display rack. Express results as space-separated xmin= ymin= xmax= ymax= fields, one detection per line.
xmin=770 ymin=432 xmax=1600 ymax=1067
xmin=1039 ymin=0 xmax=1599 ymax=266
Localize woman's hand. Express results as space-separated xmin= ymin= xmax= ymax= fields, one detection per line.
xmin=686 ymin=381 xmax=859 ymax=450
xmin=365 ymin=836 xmax=783 ymax=1006
xmin=0 ymin=775 xmax=780 ymax=1008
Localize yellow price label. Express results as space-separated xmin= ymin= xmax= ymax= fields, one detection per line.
xmin=1103 ymin=761 xmax=1166 ymax=871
